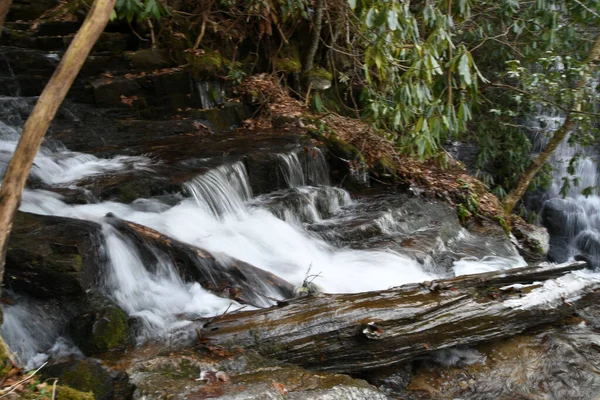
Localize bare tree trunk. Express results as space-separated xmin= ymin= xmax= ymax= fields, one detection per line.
xmin=503 ymin=35 xmax=600 ymax=216
xmin=198 ymin=261 xmax=595 ymax=373
xmin=0 ymin=0 xmax=116 ymax=367
xmin=303 ymin=0 xmax=324 ymax=72
xmin=0 ymin=0 xmax=12 ymax=39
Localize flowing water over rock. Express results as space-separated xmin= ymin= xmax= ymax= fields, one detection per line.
xmin=0 ymin=94 xmax=531 ymax=368
xmin=529 ymin=108 xmax=600 ymax=267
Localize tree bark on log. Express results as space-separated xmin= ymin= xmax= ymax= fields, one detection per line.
xmin=199 ymin=261 xmax=597 ymax=373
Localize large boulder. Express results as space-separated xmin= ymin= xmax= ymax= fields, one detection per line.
xmin=5 ymin=212 xmax=104 ymax=298
xmin=541 ymin=198 xmax=588 ymax=239
xmin=541 ymin=198 xmax=589 ymax=263
xmin=42 ymin=360 xmax=133 ymax=400
xmin=69 ymin=293 xmax=132 ymax=356
xmin=574 ymin=229 xmax=600 ymax=269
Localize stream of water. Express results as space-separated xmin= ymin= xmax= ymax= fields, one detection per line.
xmin=0 ymin=94 xmax=565 ymax=369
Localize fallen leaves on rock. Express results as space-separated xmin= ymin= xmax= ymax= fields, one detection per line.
xmin=236 ymin=74 xmax=501 ymax=219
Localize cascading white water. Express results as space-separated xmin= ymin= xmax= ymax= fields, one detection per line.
xmin=183 ymin=162 xmax=252 ymax=217
xmin=195 ymin=80 xmax=223 ymax=110
xmin=277 ymin=153 xmax=305 ymax=188
xmin=0 ymin=293 xmax=82 ymax=369
xmin=531 ymin=105 xmax=600 ymax=263
xmin=0 ymin=94 xmax=526 ymax=367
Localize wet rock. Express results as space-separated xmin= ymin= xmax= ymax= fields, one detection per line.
xmin=69 ymin=293 xmax=132 ymax=356
xmin=125 ymin=49 xmax=173 ymax=69
xmin=7 ymin=0 xmax=60 ymax=22
xmin=56 ymin=386 xmax=95 ymax=400
xmin=5 ymin=212 xmax=104 ymax=298
xmin=36 ymin=21 xmax=81 ymax=37
xmin=322 ymin=135 xmax=369 ymax=189
xmin=128 ymin=351 xmax=387 ymax=400
xmin=510 ymin=219 xmax=550 ymax=264
xmin=91 ymin=70 xmax=199 ymax=114
xmin=574 ymin=229 xmax=600 ymax=269
xmin=364 ymin=363 xmax=413 ymax=398
xmin=42 ymin=360 xmax=133 ymax=400
xmin=542 ymin=198 xmax=588 ymax=238
xmin=541 ymin=198 xmax=589 ymax=262
xmin=401 ymin=311 xmax=600 ymax=400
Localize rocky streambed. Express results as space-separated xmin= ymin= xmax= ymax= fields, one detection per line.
xmin=1 ymin=5 xmax=600 ymax=399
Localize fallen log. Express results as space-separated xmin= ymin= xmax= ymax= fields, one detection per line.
xmin=198 ymin=261 xmax=598 ymax=373
xmin=105 ymin=214 xmax=295 ymax=308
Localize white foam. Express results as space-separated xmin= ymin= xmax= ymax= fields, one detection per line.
xmin=503 ymin=269 xmax=600 ymax=310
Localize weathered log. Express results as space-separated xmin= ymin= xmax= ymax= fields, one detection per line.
xmin=199 ymin=261 xmax=598 ymax=373
xmin=105 ymin=214 xmax=295 ymax=307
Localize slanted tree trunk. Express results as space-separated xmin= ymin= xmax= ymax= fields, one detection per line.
xmin=303 ymin=0 xmax=325 ymax=73
xmin=0 ymin=0 xmax=12 ymax=39
xmin=503 ymin=34 xmax=600 ymax=216
xmin=0 ymin=0 xmax=116 ymax=368
xmin=198 ymin=261 xmax=597 ymax=373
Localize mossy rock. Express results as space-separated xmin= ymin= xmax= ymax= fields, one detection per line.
xmin=274 ymin=44 xmax=302 ymax=73
xmin=41 ymin=360 xmax=131 ymax=400
xmin=5 ymin=212 xmax=104 ymax=299
xmin=57 ymin=386 xmax=95 ymax=400
xmin=305 ymin=67 xmax=333 ymax=81
xmin=186 ymin=49 xmax=233 ymax=77
xmin=373 ymin=156 xmax=398 ymax=179
xmin=126 ymin=49 xmax=173 ymax=69
xmin=305 ymin=67 xmax=333 ymax=91
xmin=69 ymin=295 xmax=131 ymax=356
xmin=321 ymin=135 xmax=370 ymax=189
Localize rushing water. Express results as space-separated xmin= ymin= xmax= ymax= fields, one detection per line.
xmin=0 ymin=95 xmax=528 ymax=367
xmin=529 ymin=107 xmax=600 ymax=265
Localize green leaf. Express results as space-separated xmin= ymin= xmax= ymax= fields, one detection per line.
xmin=387 ymin=8 xmax=399 ymax=31
xmin=348 ymin=0 xmax=357 ymax=10
xmin=366 ymin=8 xmax=377 ymax=28
xmin=458 ymin=52 xmax=471 ymax=85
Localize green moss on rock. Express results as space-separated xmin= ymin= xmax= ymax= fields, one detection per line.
xmin=326 ymin=135 xmax=365 ymax=163
xmin=373 ymin=156 xmax=397 ymax=178
xmin=57 ymin=386 xmax=95 ymax=400
xmin=274 ymin=45 xmax=302 ymax=73
xmin=187 ymin=49 xmax=229 ymax=76
xmin=70 ymin=297 xmax=131 ymax=355
xmin=305 ymin=67 xmax=333 ymax=81
xmin=44 ymin=361 xmax=116 ymax=400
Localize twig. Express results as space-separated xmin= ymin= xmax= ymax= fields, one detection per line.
xmin=51 ymin=379 xmax=58 ymax=400
xmin=573 ymin=0 xmax=600 ymax=20
xmin=192 ymin=13 xmax=207 ymax=50
xmin=0 ymin=362 xmax=48 ymax=399
xmin=128 ymin=20 xmax=149 ymax=42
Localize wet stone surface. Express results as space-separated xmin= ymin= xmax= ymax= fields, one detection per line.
xmin=126 ymin=350 xmax=387 ymax=400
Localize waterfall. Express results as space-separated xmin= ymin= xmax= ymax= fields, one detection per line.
xmin=0 ymin=94 xmax=526 ymax=367
xmin=195 ymin=80 xmax=224 ymax=109
xmin=0 ymin=293 xmax=82 ymax=370
xmin=277 ymin=153 xmax=305 ymax=188
xmin=183 ymin=161 xmax=252 ymax=216
xmin=102 ymin=226 xmax=237 ymax=344
xmin=530 ymin=104 xmax=600 ymax=265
